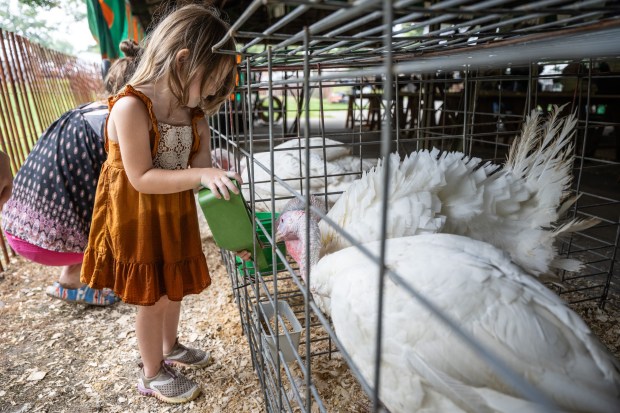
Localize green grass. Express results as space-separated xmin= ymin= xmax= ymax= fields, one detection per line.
xmin=285 ymin=97 xmax=348 ymax=119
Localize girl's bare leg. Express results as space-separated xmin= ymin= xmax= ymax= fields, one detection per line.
xmin=163 ymin=300 xmax=182 ymax=354
xmin=58 ymin=263 xmax=83 ymax=289
xmin=136 ymin=295 xmax=169 ymax=377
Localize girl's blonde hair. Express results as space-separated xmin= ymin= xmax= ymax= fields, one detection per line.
xmin=128 ymin=4 xmax=237 ymax=115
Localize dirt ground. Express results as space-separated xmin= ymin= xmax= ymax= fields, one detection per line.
xmin=1 ymin=216 xmax=619 ymax=413
xmin=0 ymin=218 xmax=265 ymax=413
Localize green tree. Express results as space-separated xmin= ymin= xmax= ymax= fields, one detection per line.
xmin=0 ymin=0 xmax=86 ymax=55
xmin=18 ymin=0 xmax=58 ymax=7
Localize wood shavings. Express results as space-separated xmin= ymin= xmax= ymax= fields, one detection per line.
xmin=25 ymin=371 xmax=46 ymax=382
xmin=0 ymin=215 xmax=265 ymax=412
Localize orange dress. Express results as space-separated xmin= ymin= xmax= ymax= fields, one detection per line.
xmin=81 ymin=85 xmax=211 ymax=305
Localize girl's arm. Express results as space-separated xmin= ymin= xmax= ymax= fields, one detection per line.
xmin=109 ymin=96 xmax=241 ymax=198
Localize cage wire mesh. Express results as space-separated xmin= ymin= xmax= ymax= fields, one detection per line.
xmin=208 ymin=1 xmax=620 ymax=411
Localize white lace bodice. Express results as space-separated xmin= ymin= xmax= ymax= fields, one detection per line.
xmin=152 ymin=123 xmax=194 ymax=170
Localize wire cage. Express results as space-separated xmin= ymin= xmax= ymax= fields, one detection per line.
xmin=208 ymin=1 xmax=620 ymax=412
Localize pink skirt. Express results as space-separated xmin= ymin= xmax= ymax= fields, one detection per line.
xmin=5 ymin=232 xmax=83 ymax=266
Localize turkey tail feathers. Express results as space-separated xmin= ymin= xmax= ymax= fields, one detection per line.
xmin=314 ymin=108 xmax=587 ymax=278
xmin=486 ymin=105 xmax=593 ymax=276
xmin=545 ymin=217 xmax=601 ymax=275
xmin=506 ymin=104 xmax=578 ymax=227
xmin=554 ymin=217 xmax=601 ymax=237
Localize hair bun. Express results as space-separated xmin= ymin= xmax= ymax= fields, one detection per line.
xmin=119 ymin=40 xmax=140 ymax=58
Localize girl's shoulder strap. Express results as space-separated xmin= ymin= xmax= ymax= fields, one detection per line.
xmin=107 ymin=84 xmax=156 ymax=119
xmin=106 ymin=85 xmax=160 ymax=157
xmin=190 ymin=107 xmax=205 ymax=122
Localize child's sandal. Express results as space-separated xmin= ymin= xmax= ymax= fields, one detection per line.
xmin=45 ymin=281 xmax=119 ymax=306
xmin=164 ymin=338 xmax=212 ymax=368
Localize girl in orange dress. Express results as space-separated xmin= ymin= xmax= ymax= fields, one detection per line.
xmin=80 ymin=5 xmax=249 ymax=404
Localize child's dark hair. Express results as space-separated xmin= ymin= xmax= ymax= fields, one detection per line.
xmin=128 ymin=4 xmax=237 ymax=115
xmin=103 ymin=40 xmax=141 ymax=96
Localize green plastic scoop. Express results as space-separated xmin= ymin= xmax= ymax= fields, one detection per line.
xmin=197 ymin=181 xmax=269 ymax=271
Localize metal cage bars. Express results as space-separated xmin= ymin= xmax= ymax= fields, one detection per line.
xmin=210 ymin=1 xmax=620 ymax=411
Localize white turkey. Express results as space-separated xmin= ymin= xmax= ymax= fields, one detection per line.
xmin=295 ymin=231 xmax=620 ymax=413
xmin=274 ymin=207 xmax=620 ymax=411
xmin=312 ymin=105 xmax=596 ymax=278
xmin=272 ymin=107 xmax=617 ymax=411
xmin=211 ymin=137 xmax=377 ymax=212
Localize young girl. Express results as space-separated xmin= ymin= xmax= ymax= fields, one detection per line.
xmin=80 ymin=5 xmax=248 ymax=404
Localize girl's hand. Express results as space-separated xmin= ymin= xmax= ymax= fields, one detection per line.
xmin=200 ymin=168 xmax=243 ymax=200
xmin=235 ymin=250 xmax=252 ymax=262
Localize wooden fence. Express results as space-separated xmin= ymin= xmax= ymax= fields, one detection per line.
xmin=0 ymin=28 xmax=103 ymax=271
